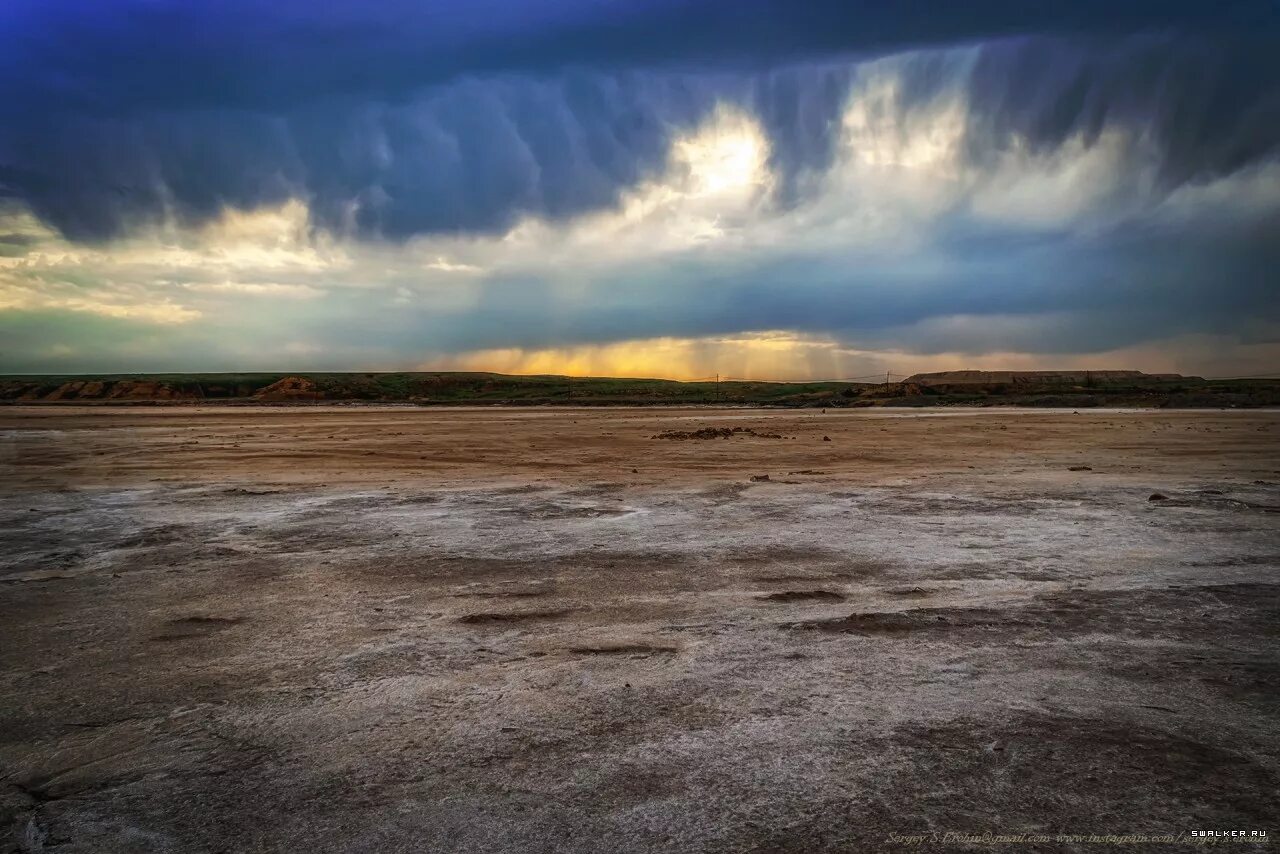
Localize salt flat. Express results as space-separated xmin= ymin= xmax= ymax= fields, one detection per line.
xmin=1 ymin=407 xmax=1277 ymax=852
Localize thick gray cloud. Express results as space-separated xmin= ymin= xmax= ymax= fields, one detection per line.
xmin=0 ymin=0 xmax=1276 ymax=241
xmin=963 ymin=34 xmax=1280 ymax=188
xmin=4 ymin=1 xmax=1267 ymax=113
xmin=0 ymin=2 xmax=1277 ymax=377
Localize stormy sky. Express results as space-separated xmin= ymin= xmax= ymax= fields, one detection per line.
xmin=1 ymin=1 xmax=1277 ymax=378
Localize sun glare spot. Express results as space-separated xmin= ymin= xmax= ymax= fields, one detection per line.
xmin=672 ymin=107 xmax=771 ymax=197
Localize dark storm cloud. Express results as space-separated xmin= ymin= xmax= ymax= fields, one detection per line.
xmin=2 ymin=1 xmax=1269 ymax=114
xmin=0 ymin=0 xmax=1277 ymax=241
xmin=963 ymin=34 xmax=1280 ymax=188
xmin=296 ymin=74 xmax=724 ymax=237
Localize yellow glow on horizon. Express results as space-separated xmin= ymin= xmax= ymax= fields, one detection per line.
xmin=415 ymin=330 xmax=1248 ymax=383
xmin=421 ymin=332 xmax=851 ymax=381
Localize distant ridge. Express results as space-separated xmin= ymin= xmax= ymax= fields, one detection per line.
xmin=905 ymin=370 xmax=1197 ymax=385
xmin=2 ymin=370 xmax=1273 ymax=408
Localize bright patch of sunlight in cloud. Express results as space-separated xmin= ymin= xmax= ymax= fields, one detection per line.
xmin=674 ymin=106 xmax=772 ymax=197
xmin=492 ymin=105 xmax=773 ymax=268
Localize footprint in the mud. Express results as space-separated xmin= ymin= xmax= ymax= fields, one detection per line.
xmin=396 ymin=493 xmax=443 ymax=506
xmin=562 ymin=483 xmax=628 ymax=499
xmin=784 ymin=607 xmax=1005 ymax=635
xmin=487 ymin=485 xmax=555 ymax=497
xmin=756 ymin=590 xmax=846 ymax=603
xmin=884 ymin=586 xmax=932 ymax=599
xmin=115 ymin=524 xmax=195 ymax=549
xmin=502 ymin=502 xmax=633 ymax=520
xmin=567 ymin=643 xmax=677 ymax=656
xmin=457 ymin=608 xmax=575 ymax=625
xmin=697 ymin=483 xmax=751 ymax=505
xmin=453 ymin=588 xmax=553 ymax=599
xmin=150 ymin=616 xmax=244 ymax=641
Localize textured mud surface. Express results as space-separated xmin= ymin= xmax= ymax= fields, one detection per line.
xmin=1 ymin=407 xmax=1278 ymax=852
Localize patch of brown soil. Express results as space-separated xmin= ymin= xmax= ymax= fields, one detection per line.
xmin=653 ymin=427 xmax=784 ymax=440
xmin=150 ymin=615 xmax=245 ymax=641
xmin=567 ymin=643 xmax=678 ymax=656
xmin=457 ymin=608 xmax=574 ymax=625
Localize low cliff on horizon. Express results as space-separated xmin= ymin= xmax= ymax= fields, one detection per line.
xmin=905 ymin=370 xmax=1199 ymax=385
xmin=1 ymin=370 xmax=1275 ymax=408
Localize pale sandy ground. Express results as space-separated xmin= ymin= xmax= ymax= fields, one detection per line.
xmin=1 ymin=406 xmax=1277 ymax=853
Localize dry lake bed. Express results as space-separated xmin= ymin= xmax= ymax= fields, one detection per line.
xmin=1 ymin=406 xmax=1278 ymax=852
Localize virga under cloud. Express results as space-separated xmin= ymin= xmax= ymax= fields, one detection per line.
xmin=0 ymin=1 xmax=1277 ymax=377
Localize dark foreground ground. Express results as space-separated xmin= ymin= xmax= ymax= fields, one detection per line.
xmin=1 ymin=407 xmax=1278 ymax=852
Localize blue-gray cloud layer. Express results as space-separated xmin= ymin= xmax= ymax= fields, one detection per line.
xmin=1 ymin=1 xmax=1278 ymax=377
xmin=1 ymin=1 xmax=1277 ymax=240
